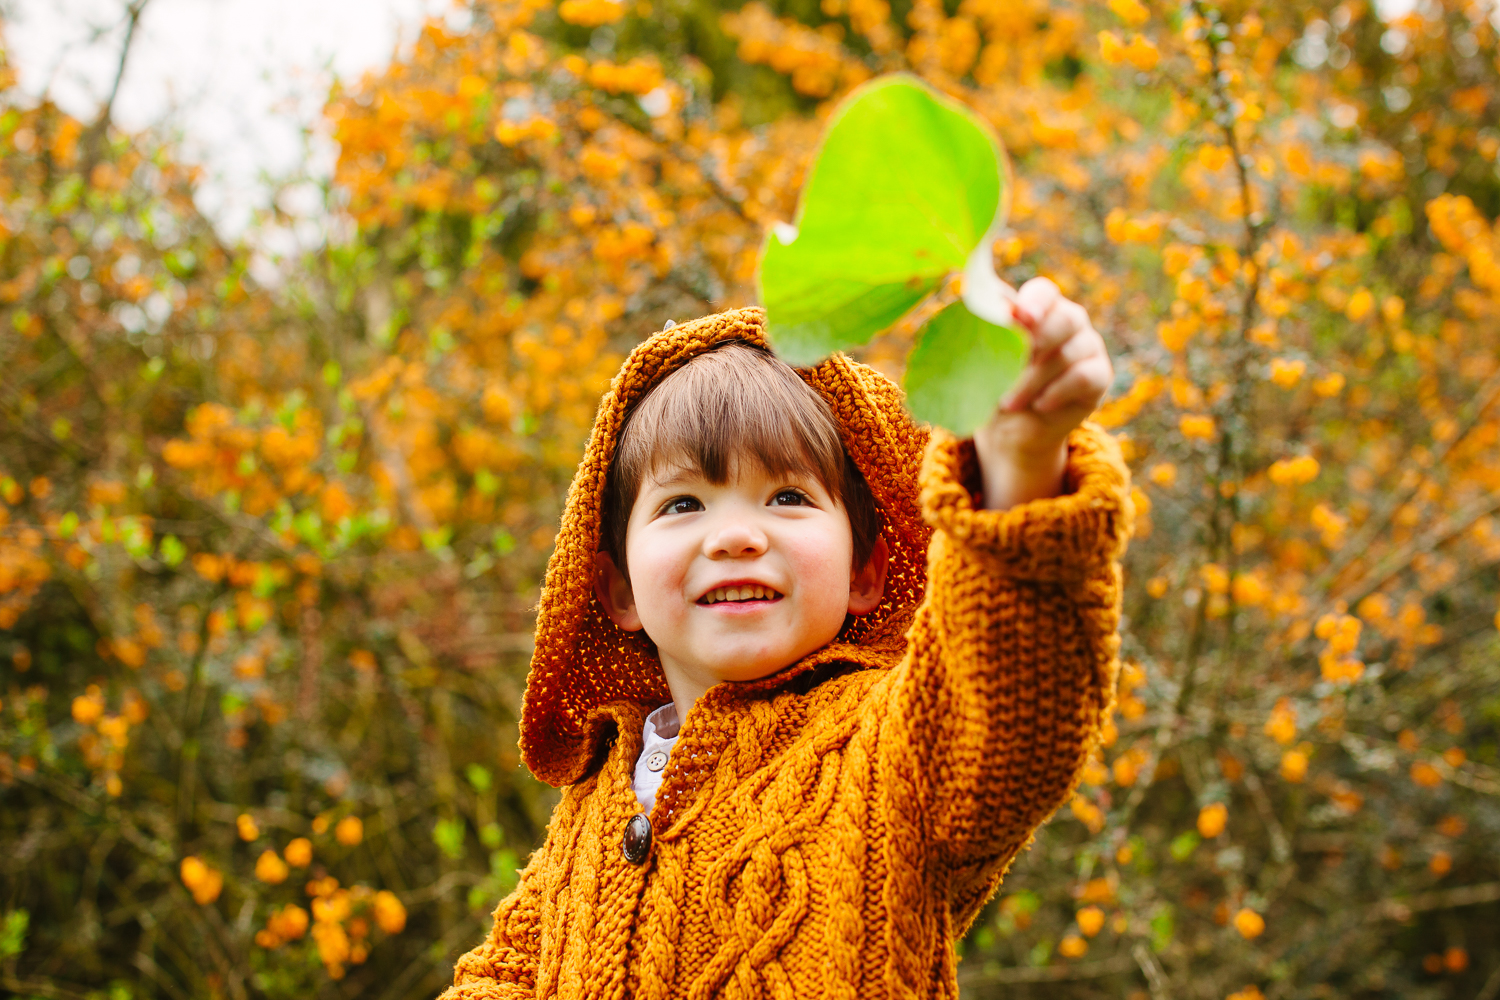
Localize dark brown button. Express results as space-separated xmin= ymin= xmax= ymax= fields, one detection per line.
xmin=622 ymin=813 xmax=652 ymax=864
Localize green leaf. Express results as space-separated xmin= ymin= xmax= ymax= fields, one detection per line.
xmin=1006 ymin=890 xmax=1039 ymax=915
xmin=0 ymin=909 xmax=28 ymax=960
xmin=760 ymin=74 xmax=1006 ymax=365
xmin=903 ymin=302 xmax=1027 ymax=436
xmin=1150 ymin=904 xmax=1175 ymax=953
xmin=761 ymin=269 xmax=938 ymax=366
xmin=433 ymin=817 xmax=466 ymax=860
xmin=253 ymin=564 xmax=278 ymax=598
xmin=159 ymin=535 xmax=186 ymax=567
xmin=1169 ymin=830 xmax=1201 ymax=861
xmin=295 ymin=509 xmax=324 ymax=546
xmin=422 ymin=526 xmax=453 ymax=555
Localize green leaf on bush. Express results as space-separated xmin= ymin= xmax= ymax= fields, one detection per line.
xmin=465 ymin=763 xmax=493 ymax=792
xmin=1150 ymin=904 xmax=1175 ymax=953
xmin=0 ymin=909 xmax=28 ymax=960
xmin=1169 ymin=830 xmax=1201 ymax=861
xmin=758 ymin=73 xmax=1027 ymax=434
xmin=159 ymin=534 xmax=186 ymax=567
xmin=433 ymin=817 xmax=466 ymax=860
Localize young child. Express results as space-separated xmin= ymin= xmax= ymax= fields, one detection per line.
xmin=443 ymin=278 xmax=1129 ymax=999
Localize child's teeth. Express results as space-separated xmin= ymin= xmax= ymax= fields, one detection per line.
xmin=701 ymin=586 xmax=782 ymax=603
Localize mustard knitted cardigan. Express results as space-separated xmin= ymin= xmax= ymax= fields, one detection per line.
xmin=442 ymin=308 xmax=1132 ymax=1000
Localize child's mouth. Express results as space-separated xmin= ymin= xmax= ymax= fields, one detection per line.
xmin=698 ymin=585 xmax=783 ymax=605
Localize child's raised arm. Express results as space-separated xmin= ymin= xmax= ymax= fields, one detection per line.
xmin=873 ymin=281 xmax=1129 ymax=935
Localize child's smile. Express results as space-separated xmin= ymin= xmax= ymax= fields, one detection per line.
xmin=696 ymin=581 xmax=783 ymax=606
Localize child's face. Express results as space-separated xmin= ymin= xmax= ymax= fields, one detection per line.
xmin=594 ymin=459 xmax=887 ymax=709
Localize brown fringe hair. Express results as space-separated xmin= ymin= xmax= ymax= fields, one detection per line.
xmin=601 ymin=340 xmax=880 ymax=575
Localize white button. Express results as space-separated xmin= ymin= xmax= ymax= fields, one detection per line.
xmin=646 ymin=750 xmax=669 ymax=772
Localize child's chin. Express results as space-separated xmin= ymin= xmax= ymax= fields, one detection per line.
xmin=706 ymin=649 xmax=801 ymax=685
xmin=704 ymin=635 xmax=837 ymax=685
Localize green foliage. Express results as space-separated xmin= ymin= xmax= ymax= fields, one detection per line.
xmin=0 ymin=908 xmax=28 ymax=959
xmin=759 ymin=74 xmax=1026 ymax=432
xmin=433 ymin=817 xmax=468 ymax=860
xmin=1168 ymin=829 xmax=1200 ymax=861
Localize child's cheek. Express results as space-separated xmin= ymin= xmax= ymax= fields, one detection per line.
xmin=787 ymin=529 xmax=856 ymax=636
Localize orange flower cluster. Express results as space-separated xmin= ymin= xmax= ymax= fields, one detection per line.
xmin=557 ymin=0 xmax=625 ymax=26
xmin=579 ymin=57 xmax=664 ymax=96
xmin=1427 ymin=194 xmax=1500 ymax=295
xmin=722 ymin=3 xmax=869 ymax=97
xmin=291 ymin=878 xmax=408 ymax=979
xmin=163 ymin=402 xmax=328 ymax=517
xmin=0 ymin=482 xmax=53 ymax=628
xmin=255 ymin=904 xmax=310 ymax=948
xmin=1314 ymin=612 xmax=1363 ymax=684
xmin=180 ymin=857 xmax=224 ymax=905
xmin=70 ymin=684 xmax=148 ymax=796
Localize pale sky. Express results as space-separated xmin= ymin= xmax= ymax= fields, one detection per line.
xmin=4 ymin=0 xmax=453 ymax=241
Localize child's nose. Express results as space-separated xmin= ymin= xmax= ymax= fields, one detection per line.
xmin=704 ymin=519 xmax=768 ymax=558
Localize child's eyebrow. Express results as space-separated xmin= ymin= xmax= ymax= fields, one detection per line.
xmin=643 ymin=467 xmax=704 ymax=491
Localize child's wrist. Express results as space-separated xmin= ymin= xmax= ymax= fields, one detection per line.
xmin=974 ymin=435 xmax=1069 ymax=511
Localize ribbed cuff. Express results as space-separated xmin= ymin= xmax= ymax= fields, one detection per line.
xmin=919 ymin=422 xmax=1133 ymax=580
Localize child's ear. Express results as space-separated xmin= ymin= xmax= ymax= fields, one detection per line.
xmin=594 ymin=551 xmax=643 ymax=630
xmin=847 ymin=535 xmax=889 ymax=616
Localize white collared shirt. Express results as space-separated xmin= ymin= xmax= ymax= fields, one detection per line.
xmin=632 ymin=702 xmax=681 ymax=814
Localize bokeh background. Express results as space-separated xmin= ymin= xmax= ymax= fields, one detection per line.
xmin=1 ymin=0 xmax=1498 ymax=997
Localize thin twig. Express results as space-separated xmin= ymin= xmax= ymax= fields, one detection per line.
xmin=1241 ymin=768 xmax=1291 ymax=864
xmin=1309 ymin=363 xmax=1500 ymax=596
xmin=1302 ymin=491 xmax=1500 ymax=634
xmin=1475 ymin=962 xmax=1500 ymax=1000
xmin=131 ymin=949 xmax=193 ymax=1000
xmin=1367 ymin=881 xmax=1500 ymax=922
xmin=0 ymin=977 xmax=97 ymax=1000
xmin=1132 ymin=941 xmax=1172 ymax=1000
xmin=957 ymin=953 xmax=1136 ymax=986
xmin=371 ymin=913 xmax=485 ymax=1000
xmin=98 ymin=0 xmax=152 ymax=128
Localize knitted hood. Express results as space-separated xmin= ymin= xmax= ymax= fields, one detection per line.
xmin=519 ymin=307 xmax=935 ymax=787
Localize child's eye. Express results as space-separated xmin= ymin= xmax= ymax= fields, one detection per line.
xmin=770 ymin=488 xmax=812 ymax=507
xmin=662 ymin=496 xmax=703 ymax=515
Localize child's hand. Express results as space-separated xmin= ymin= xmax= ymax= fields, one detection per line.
xmin=973 ymin=277 xmax=1112 ymax=510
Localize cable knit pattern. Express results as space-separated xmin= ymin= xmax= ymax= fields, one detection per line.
xmin=442 ymin=307 xmax=1132 ymax=1000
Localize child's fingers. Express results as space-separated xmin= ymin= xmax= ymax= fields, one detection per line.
xmin=1030 ymin=354 xmax=1113 ymax=414
xmin=1027 ymin=299 xmax=1092 ymax=357
xmin=1004 ymin=328 xmax=1104 ymax=412
xmin=1014 ymin=277 xmax=1061 ymax=331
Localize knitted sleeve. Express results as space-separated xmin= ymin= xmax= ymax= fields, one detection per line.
xmin=438 ymin=837 xmax=548 ymax=1000
xmin=881 ymin=422 xmax=1132 ymax=878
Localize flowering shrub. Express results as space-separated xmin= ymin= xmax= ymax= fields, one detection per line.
xmin=1 ymin=0 xmax=1498 ymax=996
